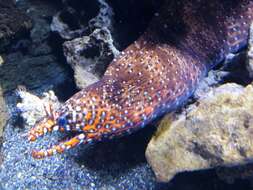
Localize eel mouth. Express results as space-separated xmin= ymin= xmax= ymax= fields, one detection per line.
xmin=29 ymin=126 xmax=92 ymax=159
xmin=27 ymin=111 xmax=94 ymax=159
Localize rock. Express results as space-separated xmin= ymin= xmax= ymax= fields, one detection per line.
xmin=0 ymin=87 xmax=7 ymax=167
xmin=107 ymin=0 xmax=164 ymax=50
xmin=52 ymin=0 xmax=120 ymax=88
xmin=216 ymin=163 xmax=253 ymax=184
xmin=0 ymin=55 xmax=3 ymax=66
xmin=193 ymin=70 xmax=229 ymax=99
xmin=28 ymin=18 xmax=52 ymax=56
xmin=247 ymin=23 xmax=253 ymax=78
xmin=146 ymin=83 xmax=253 ymax=182
xmin=16 ymin=0 xmax=60 ymax=57
xmin=0 ymin=87 xmax=8 ymax=138
xmin=0 ymin=0 xmax=70 ymax=94
xmin=0 ymin=0 xmax=32 ymax=52
xmin=51 ymin=0 xmax=111 ymax=40
xmin=193 ymin=51 xmax=251 ymax=99
xmin=63 ymin=29 xmax=119 ymax=88
xmin=0 ymin=52 xmax=67 ymax=93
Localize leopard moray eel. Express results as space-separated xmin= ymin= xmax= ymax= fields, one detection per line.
xmin=29 ymin=0 xmax=253 ymax=158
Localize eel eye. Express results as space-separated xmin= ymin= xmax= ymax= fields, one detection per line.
xmin=57 ymin=116 xmax=67 ymax=127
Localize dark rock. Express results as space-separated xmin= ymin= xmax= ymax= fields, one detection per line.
xmin=216 ymin=163 xmax=253 ymax=184
xmin=0 ymin=0 xmax=71 ymax=94
xmin=194 ymin=50 xmax=251 ymax=100
xmin=51 ymin=0 xmax=104 ymax=40
xmin=107 ymin=0 xmax=164 ymax=50
xmin=0 ymin=0 xmax=32 ymax=52
xmin=0 ymin=52 xmax=67 ymax=93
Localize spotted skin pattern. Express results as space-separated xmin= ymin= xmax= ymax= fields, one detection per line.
xmin=29 ymin=0 xmax=253 ymax=158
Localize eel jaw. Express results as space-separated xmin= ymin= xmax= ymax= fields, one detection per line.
xmin=31 ymin=133 xmax=88 ymax=159
xmin=28 ymin=118 xmax=59 ymax=142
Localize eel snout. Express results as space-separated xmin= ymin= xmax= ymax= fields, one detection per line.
xmin=28 ymin=114 xmax=91 ymax=159
xmin=28 ymin=94 xmax=123 ymax=159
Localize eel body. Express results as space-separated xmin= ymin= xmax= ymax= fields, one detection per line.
xmin=28 ymin=0 xmax=253 ymax=158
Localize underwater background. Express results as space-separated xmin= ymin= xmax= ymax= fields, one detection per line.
xmin=0 ymin=0 xmax=253 ymax=189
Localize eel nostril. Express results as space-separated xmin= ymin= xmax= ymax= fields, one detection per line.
xmin=58 ymin=116 xmax=67 ymax=127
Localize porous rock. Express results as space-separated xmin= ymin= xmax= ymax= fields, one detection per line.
xmin=63 ymin=29 xmax=119 ymax=88
xmin=51 ymin=0 xmax=110 ymax=40
xmin=52 ymin=0 xmax=119 ymax=88
xmin=0 ymin=0 xmax=32 ymax=52
xmin=146 ymin=83 xmax=253 ymax=182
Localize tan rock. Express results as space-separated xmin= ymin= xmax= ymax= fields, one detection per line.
xmin=146 ymin=83 xmax=253 ymax=182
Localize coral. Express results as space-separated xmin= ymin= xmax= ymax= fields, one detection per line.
xmin=17 ymin=89 xmax=60 ymax=127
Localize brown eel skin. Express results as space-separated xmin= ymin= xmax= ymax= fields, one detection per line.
xmin=28 ymin=0 xmax=253 ymax=158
